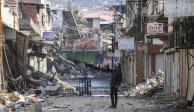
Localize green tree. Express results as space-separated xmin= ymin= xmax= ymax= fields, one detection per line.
xmin=73 ymin=9 xmax=85 ymax=30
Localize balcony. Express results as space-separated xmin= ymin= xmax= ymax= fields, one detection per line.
xmin=19 ymin=18 xmax=41 ymax=37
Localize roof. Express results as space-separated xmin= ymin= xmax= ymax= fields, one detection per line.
xmin=74 ymin=40 xmax=98 ymax=50
xmin=5 ymin=0 xmax=16 ymax=5
xmin=81 ymin=11 xmax=114 ymax=23
xmin=64 ymin=39 xmax=98 ymax=50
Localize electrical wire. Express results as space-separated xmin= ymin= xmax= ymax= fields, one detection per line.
xmin=3 ymin=40 xmax=27 ymax=94
xmin=51 ymin=12 xmax=79 ymax=30
xmin=51 ymin=10 xmax=117 ymax=32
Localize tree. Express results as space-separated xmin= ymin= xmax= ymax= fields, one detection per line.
xmin=73 ymin=9 xmax=85 ymax=30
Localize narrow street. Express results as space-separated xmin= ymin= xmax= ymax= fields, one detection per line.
xmin=17 ymin=96 xmax=190 ymax=112
xmin=66 ymin=79 xmax=110 ymax=95
xmin=1 ymin=0 xmax=194 ymax=112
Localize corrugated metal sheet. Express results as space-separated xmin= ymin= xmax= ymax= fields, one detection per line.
xmin=187 ymin=49 xmax=194 ymax=101
xmin=164 ymin=52 xmax=179 ymax=94
xmin=155 ymin=54 xmax=164 ymax=73
xmin=179 ymin=49 xmax=187 ymax=97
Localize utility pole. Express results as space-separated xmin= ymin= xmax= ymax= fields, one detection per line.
xmin=0 ymin=0 xmax=5 ymax=92
xmin=137 ymin=0 xmax=142 ymax=41
xmin=111 ymin=21 xmax=115 ymax=69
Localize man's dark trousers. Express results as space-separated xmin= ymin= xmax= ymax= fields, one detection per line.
xmin=110 ymin=86 xmax=118 ymax=108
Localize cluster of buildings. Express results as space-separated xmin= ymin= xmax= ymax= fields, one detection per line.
xmin=1 ymin=0 xmax=194 ymax=105
xmin=113 ymin=0 xmax=194 ymax=103
xmin=0 ymin=0 xmax=80 ymax=92
xmin=62 ymin=10 xmax=115 ymax=65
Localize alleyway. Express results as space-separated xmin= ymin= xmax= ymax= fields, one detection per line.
xmin=2 ymin=0 xmax=194 ymax=111
xmin=17 ymin=96 xmax=191 ymax=112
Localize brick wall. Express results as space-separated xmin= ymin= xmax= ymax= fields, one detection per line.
xmin=19 ymin=4 xmax=39 ymax=25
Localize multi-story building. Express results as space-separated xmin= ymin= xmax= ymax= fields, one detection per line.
xmin=163 ymin=0 xmax=194 ymax=103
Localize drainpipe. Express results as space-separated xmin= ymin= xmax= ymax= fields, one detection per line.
xmin=0 ymin=0 xmax=4 ymax=91
xmin=144 ymin=35 xmax=148 ymax=78
xmin=111 ymin=22 xmax=115 ymax=68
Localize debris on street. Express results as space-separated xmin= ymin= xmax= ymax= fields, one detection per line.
xmin=0 ymin=91 xmax=43 ymax=111
xmin=0 ymin=54 xmax=112 ymax=110
xmin=125 ymin=71 xmax=164 ymax=97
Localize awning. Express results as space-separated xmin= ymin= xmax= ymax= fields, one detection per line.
xmin=147 ymin=33 xmax=169 ymax=41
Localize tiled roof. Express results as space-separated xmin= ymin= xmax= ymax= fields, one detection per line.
xmin=5 ymin=0 xmax=16 ymax=5
xmin=81 ymin=11 xmax=114 ymax=22
xmin=65 ymin=39 xmax=98 ymax=50
xmin=74 ymin=40 xmax=98 ymax=49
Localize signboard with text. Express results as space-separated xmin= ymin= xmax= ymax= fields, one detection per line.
xmin=147 ymin=23 xmax=163 ymax=36
xmin=42 ymin=31 xmax=55 ymax=41
xmin=118 ymin=37 xmax=134 ymax=50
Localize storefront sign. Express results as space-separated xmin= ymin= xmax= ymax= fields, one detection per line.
xmin=147 ymin=23 xmax=163 ymax=36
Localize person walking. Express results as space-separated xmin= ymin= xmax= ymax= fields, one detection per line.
xmin=109 ymin=63 xmax=122 ymax=108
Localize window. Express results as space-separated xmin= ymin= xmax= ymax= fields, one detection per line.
xmin=86 ymin=18 xmax=93 ymax=28
xmin=42 ymin=14 xmax=45 ymax=26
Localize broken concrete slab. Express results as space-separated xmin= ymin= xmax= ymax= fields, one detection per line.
xmin=125 ymin=72 xmax=164 ymax=97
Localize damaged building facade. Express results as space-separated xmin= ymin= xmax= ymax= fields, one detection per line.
xmin=114 ymin=0 xmax=194 ymax=104
xmin=1 ymin=0 xmax=54 ymax=91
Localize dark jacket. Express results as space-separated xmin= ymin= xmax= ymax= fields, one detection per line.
xmin=111 ymin=69 xmax=122 ymax=88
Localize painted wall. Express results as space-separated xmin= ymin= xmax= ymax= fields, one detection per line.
xmin=2 ymin=1 xmax=19 ymax=30
xmin=120 ymin=42 xmax=144 ymax=85
xmin=121 ymin=55 xmax=135 ymax=85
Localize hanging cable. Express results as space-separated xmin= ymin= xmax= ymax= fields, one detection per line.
xmin=2 ymin=40 xmax=26 ymax=94
xmin=51 ymin=12 xmax=79 ymax=30
xmin=51 ymin=10 xmax=118 ymax=32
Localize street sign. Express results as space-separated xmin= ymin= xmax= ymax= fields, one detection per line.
xmin=147 ymin=23 xmax=163 ymax=36
xmin=118 ymin=37 xmax=134 ymax=50
xmin=164 ymin=0 xmax=194 ymax=17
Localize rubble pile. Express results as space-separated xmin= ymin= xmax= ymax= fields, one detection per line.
xmin=27 ymin=71 xmax=77 ymax=96
xmin=125 ymin=71 xmax=164 ymax=97
xmin=0 ymin=91 xmax=43 ymax=111
xmin=0 ymin=55 xmax=112 ymax=110
xmin=24 ymin=55 xmax=81 ymax=96
xmin=53 ymin=55 xmax=110 ymax=80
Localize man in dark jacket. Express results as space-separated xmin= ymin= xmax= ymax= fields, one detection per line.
xmin=110 ymin=63 xmax=122 ymax=108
